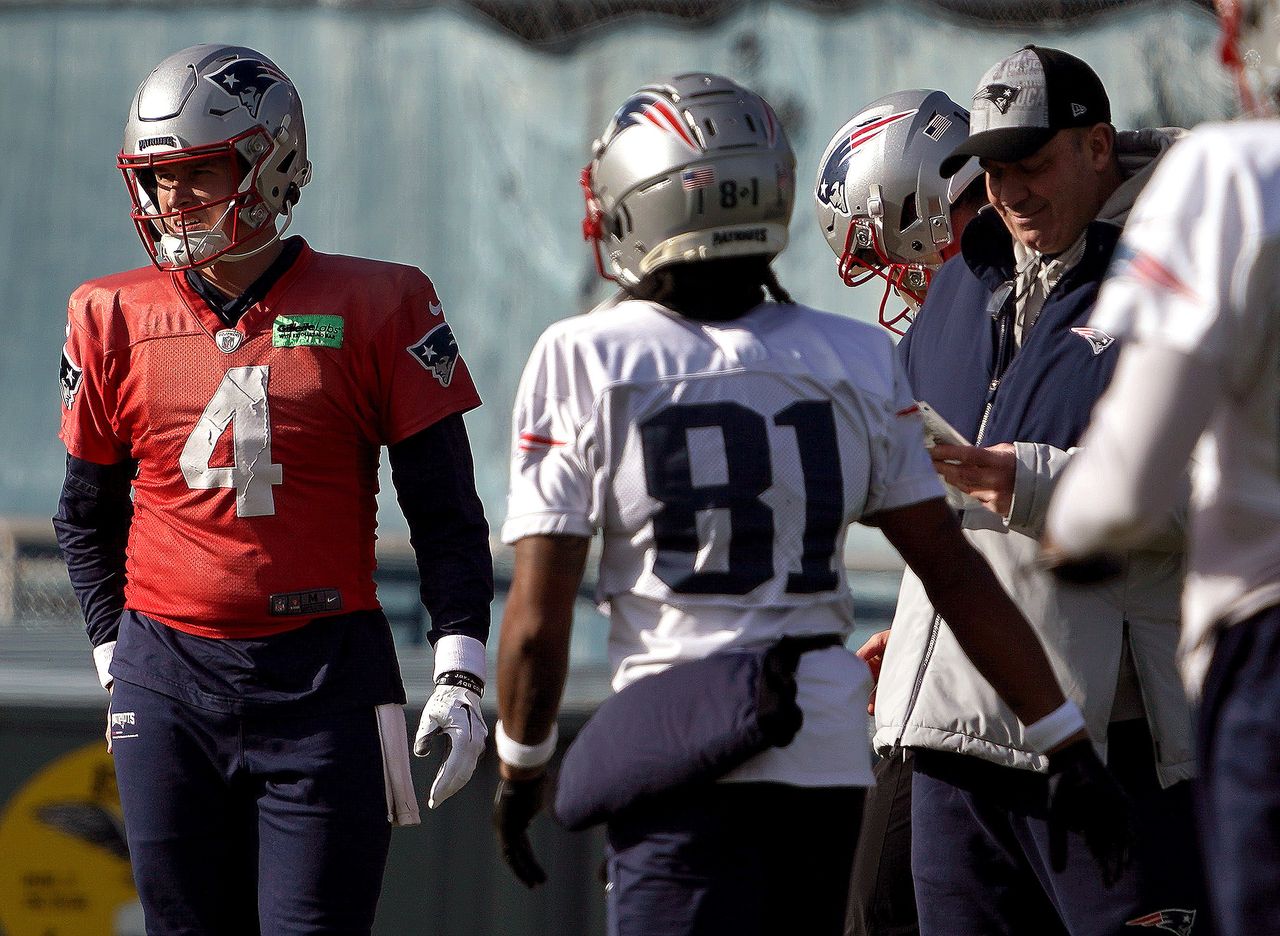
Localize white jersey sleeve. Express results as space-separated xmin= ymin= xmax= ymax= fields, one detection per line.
xmin=1090 ymin=124 xmax=1262 ymax=367
xmin=865 ymin=361 xmax=947 ymax=517
xmin=502 ymin=323 xmax=599 ymax=542
xmin=1050 ymin=122 xmax=1280 ymax=691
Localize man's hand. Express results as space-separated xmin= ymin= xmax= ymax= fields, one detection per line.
xmin=493 ymin=771 xmax=548 ymax=888
xmin=1046 ymin=738 xmax=1132 ymax=885
xmin=415 ymin=684 xmax=487 ymax=808
xmin=856 ymin=629 xmax=891 ymax=715
xmin=931 ymin=443 xmax=1017 ymax=517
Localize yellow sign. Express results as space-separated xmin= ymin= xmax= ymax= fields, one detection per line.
xmin=0 ymin=743 xmax=141 ymax=935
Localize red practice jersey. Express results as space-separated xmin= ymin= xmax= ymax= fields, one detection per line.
xmin=59 ymin=241 xmax=481 ymax=638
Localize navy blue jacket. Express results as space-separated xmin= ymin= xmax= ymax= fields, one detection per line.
xmin=898 ymin=208 xmax=1121 ymax=449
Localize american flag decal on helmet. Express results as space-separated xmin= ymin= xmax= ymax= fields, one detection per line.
xmin=924 ymin=113 xmax=953 ymax=141
xmin=611 ymin=93 xmax=699 ymax=152
xmin=681 ymin=167 xmax=716 ymax=190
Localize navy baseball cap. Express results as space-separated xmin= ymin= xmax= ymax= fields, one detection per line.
xmin=940 ymin=45 xmax=1111 ymax=177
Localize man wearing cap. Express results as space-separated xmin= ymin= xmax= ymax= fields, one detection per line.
xmin=868 ymin=46 xmax=1205 ymax=934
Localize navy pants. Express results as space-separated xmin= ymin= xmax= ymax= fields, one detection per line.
xmin=109 ymin=680 xmax=392 ymax=936
xmin=911 ymin=720 xmax=1205 ymax=936
xmin=1196 ymin=603 xmax=1280 ymax=936
xmin=846 ymin=748 xmax=917 ymax=936
xmin=605 ymin=782 xmax=864 ymax=936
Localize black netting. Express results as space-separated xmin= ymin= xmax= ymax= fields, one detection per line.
xmin=400 ymin=0 xmax=1211 ymax=46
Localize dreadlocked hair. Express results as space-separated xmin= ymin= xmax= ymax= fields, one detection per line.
xmin=628 ymin=256 xmax=793 ymax=322
xmin=762 ymin=265 xmax=792 ymax=306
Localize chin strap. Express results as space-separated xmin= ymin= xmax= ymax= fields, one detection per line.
xmin=837 ymin=219 xmax=930 ymax=336
xmin=220 ymin=202 xmax=290 ymax=264
xmin=580 ymin=164 xmax=618 ymax=284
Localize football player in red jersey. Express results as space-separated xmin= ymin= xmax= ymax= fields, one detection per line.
xmin=52 ymin=44 xmax=493 ymax=935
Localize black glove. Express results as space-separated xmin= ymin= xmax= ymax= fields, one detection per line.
xmin=493 ymin=773 xmax=548 ymax=888
xmin=1046 ymin=738 xmax=1133 ymax=886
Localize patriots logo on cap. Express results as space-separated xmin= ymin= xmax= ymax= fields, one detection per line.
xmin=1126 ymin=908 xmax=1196 ymax=936
xmin=975 ymin=83 xmax=1021 ymax=114
xmin=205 ymin=58 xmax=289 ymax=119
xmin=407 ymin=323 xmax=460 ymax=387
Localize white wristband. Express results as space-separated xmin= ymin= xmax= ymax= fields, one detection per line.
xmin=1023 ymin=699 xmax=1087 ymax=754
xmin=93 ymin=641 xmax=116 ymax=691
xmin=495 ymin=719 xmax=558 ymax=770
xmin=432 ymin=634 xmax=487 ymax=682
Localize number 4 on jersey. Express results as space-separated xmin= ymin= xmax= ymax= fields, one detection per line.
xmin=180 ymin=366 xmax=283 ymax=517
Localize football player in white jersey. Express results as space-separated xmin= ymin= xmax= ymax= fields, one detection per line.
xmin=1044 ymin=4 xmax=1280 ymax=933
xmin=493 ymin=75 xmax=1128 ymax=935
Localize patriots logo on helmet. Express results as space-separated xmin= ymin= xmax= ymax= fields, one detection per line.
xmin=1126 ymin=908 xmax=1197 ymax=936
xmin=609 ymin=92 xmax=700 ymax=152
xmin=205 ymin=58 xmax=288 ymax=120
xmin=817 ymin=109 xmax=920 ymax=216
xmin=975 ymin=83 xmax=1021 ymax=114
xmin=60 ymin=346 xmax=83 ymax=411
xmin=407 ymin=323 xmax=460 ymax=387
xmin=816 ymin=135 xmax=853 ymax=215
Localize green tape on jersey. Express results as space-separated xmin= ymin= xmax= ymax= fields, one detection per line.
xmin=273 ymin=314 xmax=345 ymax=349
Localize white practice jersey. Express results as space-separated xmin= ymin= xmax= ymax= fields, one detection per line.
xmin=1086 ymin=122 xmax=1280 ymax=687
xmin=502 ymin=298 xmax=941 ymax=786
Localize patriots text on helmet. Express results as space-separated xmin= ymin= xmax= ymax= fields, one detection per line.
xmin=712 ymin=228 xmax=769 ymax=245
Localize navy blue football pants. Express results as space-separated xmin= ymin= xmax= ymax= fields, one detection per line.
xmin=604 ymin=782 xmax=864 ymax=936
xmin=911 ymin=720 xmax=1205 ymax=936
xmin=846 ymin=748 xmax=917 ymax=936
xmin=1196 ymin=603 xmax=1280 ymax=936
xmin=109 ymin=680 xmax=392 ymax=936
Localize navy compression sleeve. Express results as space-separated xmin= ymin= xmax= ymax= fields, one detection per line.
xmin=388 ymin=413 xmax=494 ymax=647
xmin=52 ymin=455 xmax=134 ymax=648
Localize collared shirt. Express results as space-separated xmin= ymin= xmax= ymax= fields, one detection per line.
xmin=1012 ymin=232 xmax=1089 ymax=348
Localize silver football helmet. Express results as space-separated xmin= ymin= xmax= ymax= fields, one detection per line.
xmin=118 ymin=44 xmax=312 ymax=270
xmin=581 ymin=74 xmax=796 ymax=287
xmin=815 ymin=89 xmax=983 ymax=334
xmin=1218 ymin=0 xmax=1280 ymax=115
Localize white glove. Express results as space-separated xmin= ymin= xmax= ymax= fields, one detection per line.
xmin=415 ymin=684 xmax=487 ymax=808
